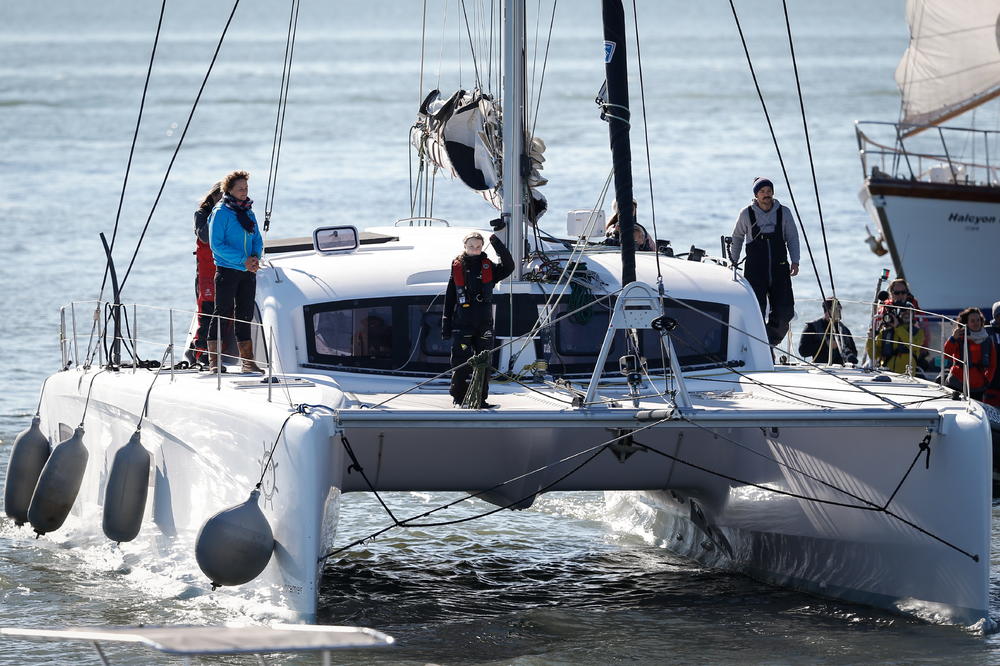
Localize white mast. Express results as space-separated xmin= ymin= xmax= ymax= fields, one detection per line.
xmin=502 ymin=0 xmax=525 ymax=278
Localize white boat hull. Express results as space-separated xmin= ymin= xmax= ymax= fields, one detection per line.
xmin=608 ymin=409 xmax=992 ymax=625
xmin=861 ymin=178 xmax=1000 ymax=314
xmin=36 ymin=369 xmax=342 ymax=622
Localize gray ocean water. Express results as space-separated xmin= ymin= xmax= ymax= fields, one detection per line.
xmin=3 ymin=1 xmax=1000 ymax=663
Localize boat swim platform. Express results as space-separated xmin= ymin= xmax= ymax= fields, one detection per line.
xmin=0 ymin=624 xmax=393 ymax=664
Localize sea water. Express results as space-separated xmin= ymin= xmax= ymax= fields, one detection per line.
xmin=3 ymin=0 xmax=1000 ymax=663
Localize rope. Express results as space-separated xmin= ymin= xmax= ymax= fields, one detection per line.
xmin=461 ymin=350 xmax=492 ymax=408
xmin=458 ymin=0 xmax=483 ymax=89
xmin=262 ymin=0 xmax=302 ymax=236
xmin=635 ymin=429 xmax=977 ymax=562
xmin=781 ymin=0 xmax=835 ymax=299
xmin=98 ymin=0 xmax=166 ymax=300
xmin=255 ymin=406 xmax=303 ymax=491
xmin=79 ymin=369 xmax=108 ymax=428
xmin=368 ymin=285 xmax=623 ymax=409
xmin=119 ymin=1 xmax=242 ymax=292
xmin=85 ymin=3 xmax=166 ymax=369
xmin=317 ymin=416 xmax=674 ymax=563
xmin=528 ymin=0 xmax=558 ymax=141
xmin=630 ymin=0 xmax=662 ymax=282
xmin=136 ymin=345 xmax=174 ymax=429
xmin=727 ymin=0 xmax=827 ymax=305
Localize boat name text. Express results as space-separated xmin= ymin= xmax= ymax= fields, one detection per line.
xmin=949 ymin=212 xmax=996 ymax=225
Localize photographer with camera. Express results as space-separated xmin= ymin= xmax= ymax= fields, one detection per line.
xmin=869 ymin=299 xmax=926 ymax=374
xmin=943 ymin=307 xmax=996 ymax=400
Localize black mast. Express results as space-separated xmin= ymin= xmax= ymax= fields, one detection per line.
xmin=601 ymin=0 xmax=635 ymax=285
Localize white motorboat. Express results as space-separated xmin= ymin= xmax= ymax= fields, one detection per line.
xmin=5 ymin=0 xmax=993 ymax=629
xmin=857 ymin=0 xmax=1000 ymax=316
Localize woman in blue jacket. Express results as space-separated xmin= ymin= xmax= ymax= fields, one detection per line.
xmin=207 ymin=169 xmax=263 ymax=372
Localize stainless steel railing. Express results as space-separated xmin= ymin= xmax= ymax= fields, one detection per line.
xmin=856 ymin=120 xmax=1000 ymax=187
xmin=58 ymin=300 xmax=285 ymax=402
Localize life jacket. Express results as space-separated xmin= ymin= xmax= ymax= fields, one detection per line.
xmin=944 ymin=334 xmax=996 ymax=392
xmin=452 ymin=254 xmax=494 ymax=307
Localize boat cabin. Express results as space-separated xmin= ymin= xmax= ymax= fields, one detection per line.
xmin=253 ymin=224 xmax=773 ymax=382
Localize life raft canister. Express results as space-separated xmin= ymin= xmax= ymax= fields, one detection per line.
xmin=452 ymin=256 xmax=494 ymax=307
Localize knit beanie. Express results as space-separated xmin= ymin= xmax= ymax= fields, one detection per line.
xmin=992 ymin=300 xmax=1000 ymax=323
xmin=752 ymin=177 xmax=773 ymax=195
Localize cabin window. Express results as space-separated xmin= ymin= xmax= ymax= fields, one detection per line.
xmin=640 ymin=299 xmax=729 ymax=368
xmin=304 ymin=295 xmax=729 ymax=375
xmin=305 ymin=297 xmax=450 ymax=372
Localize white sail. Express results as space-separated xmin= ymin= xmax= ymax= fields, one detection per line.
xmin=895 ymin=0 xmax=1000 ymax=128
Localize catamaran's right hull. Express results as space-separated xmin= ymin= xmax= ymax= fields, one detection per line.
xmin=607 ymin=408 xmax=992 ymax=626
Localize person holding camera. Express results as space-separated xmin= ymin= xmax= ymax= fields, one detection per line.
xmin=604 ymin=198 xmax=654 ymax=251
xmin=442 ymin=230 xmax=515 ymax=408
xmin=869 ymin=300 xmax=926 ymax=374
xmin=943 ymin=307 xmax=996 ymax=400
xmin=798 ymin=298 xmax=857 ymax=365
xmin=730 ymin=177 xmax=800 ymax=346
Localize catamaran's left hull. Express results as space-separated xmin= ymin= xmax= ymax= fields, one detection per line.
xmin=34 ymin=368 xmax=342 ymax=622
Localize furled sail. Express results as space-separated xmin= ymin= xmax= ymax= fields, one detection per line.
xmin=411 ymin=88 xmax=547 ymax=222
xmin=895 ymin=0 xmax=1000 ymax=129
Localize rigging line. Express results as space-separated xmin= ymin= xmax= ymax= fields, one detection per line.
xmin=505 ymin=170 xmax=615 ymax=370
xmin=79 ymin=369 xmax=109 ymax=428
xmin=338 ymin=433 xmax=402 ymax=524
xmin=727 ymin=0 xmax=827 ymax=305
xmin=670 ymin=408 xmax=926 ymax=510
xmin=896 ymin=0 xmax=924 ymax=127
xmin=136 ymin=345 xmax=174 ymax=429
xmin=99 ymin=0 xmax=167 ymax=298
xmin=664 ymin=296 xmax=903 ymax=408
xmin=254 ymin=407 xmax=303 ymax=491
xmin=667 ymin=322 xmax=913 ymax=410
xmin=263 ymin=0 xmax=302 ymax=235
xmin=528 ymin=0 xmax=542 ymax=130
xmin=635 ymin=435 xmax=978 ymax=562
xmin=419 ymin=0 xmax=428 ymax=100
xmin=781 ymin=0 xmax=835 ymax=299
xmin=119 ymin=0 xmax=242 ymax=293
xmin=459 ymin=0 xmax=483 ymax=89
xmin=368 ymin=285 xmax=625 ymax=408
xmin=630 ymin=0 xmax=661 ymax=281
xmin=528 ymin=0 xmax=558 ymax=141
xmin=318 ymin=417 xmax=672 ymax=561
xmin=487 ymin=0 xmax=495 ymax=94
xmin=436 ymin=0 xmax=448 ymax=89
xmin=680 ymin=374 xmax=951 ymax=402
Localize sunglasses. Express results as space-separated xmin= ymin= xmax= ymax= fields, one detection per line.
xmin=891 ymin=290 xmax=907 ymax=295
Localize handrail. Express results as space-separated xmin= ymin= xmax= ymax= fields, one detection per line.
xmin=855 ymin=120 xmax=1000 ymax=187
xmin=394 ymin=216 xmax=449 ymax=227
xmin=793 ymin=296 xmax=978 ymax=401
xmin=59 ymin=299 xmax=281 ymax=400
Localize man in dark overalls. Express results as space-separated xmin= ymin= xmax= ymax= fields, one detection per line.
xmin=730 ymin=177 xmax=800 ymax=346
xmin=442 ymin=231 xmax=515 ymax=407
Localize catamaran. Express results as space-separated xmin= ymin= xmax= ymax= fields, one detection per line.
xmin=4 ymin=0 xmax=993 ymax=628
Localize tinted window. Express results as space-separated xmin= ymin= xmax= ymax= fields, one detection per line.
xmin=305 ymin=297 xmax=450 ymax=372
xmin=641 ymin=299 xmax=729 ymax=367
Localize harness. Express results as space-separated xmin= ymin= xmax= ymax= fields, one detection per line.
xmin=452 ymin=255 xmax=494 ymax=307
xmin=747 ymin=205 xmax=784 ymax=244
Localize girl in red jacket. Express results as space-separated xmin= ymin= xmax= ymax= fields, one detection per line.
xmin=944 ymin=307 xmax=996 ymax=400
